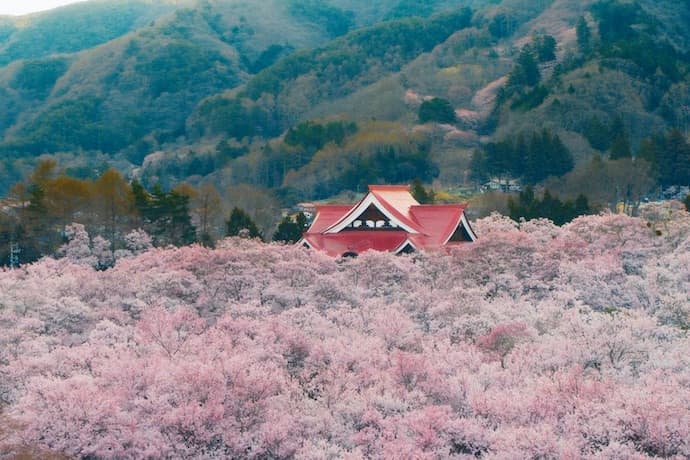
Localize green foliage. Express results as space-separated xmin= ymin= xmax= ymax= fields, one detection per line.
xmin=591 ymin=1 xmax=685 ymax=83
xmin=481 ymin=129 xmax=574 ymax=184
xmin=533 ymin=35 xmax=556 ymax=62
xmin=510 ymin=85 xmax=549 ymax=111
xmin=134 ymin=41 xmax=230 ymax=97
xmin=216 ymin=141 xmax=249 ymax=162
xmin=684 ymin=193 xmax=690 ymax=212
xmin=582 ymin=116 xmax=611 ymax=151
xmin=508 ymin=46 xmax=540 ymax=87
xmin=639 ymin=129 xmax=690 ymax=187
xmin=247 ymin=44 xmax=293 ymax=73
xmin=488 ymin=13 xmax=517 ymax=39
xmin=132 ymin=181 xmax=196 ymax=247
xmin=17 ymin=97 xmax=129 ymax=154
xmin=418 ymin=97 xmax=456 ymax=123
xmin=592 ymin=0 xmax=641 ymax=44
xmin=340 ymin=144 xmax=438 ymax=195
xmin=608 ymin=116 xmax=631 ymax=159
xmin=12 ymin=58 xmax=69 ymax=95
xmin=272 ymin=212 xmax=307 ymax=243
xmin=411 ymin=178 xmax=434 ymax=204
xmin=285 ymin=120 xmax=358 ymax=151
xmin=576 ymin=16 xmax=591 ymax=53
xmin=385 ymin=0 xmax=436 ymax=20
xmin=243 ymin=9 xmax=472 ymax=100
xmin=288 ymin=0 xmax=354 ymax=38
xmin=0 ymin=1 xmax=166 ymax=64
xmin=508 ymin=186 xmax=592 ymax=225
xmin=226 ymin=207 xmax=263 ymax=240
xmin=469 ymin=149 xmax=489 ymax=186
xmin=197 ymin=97 xmax=279 ymax=140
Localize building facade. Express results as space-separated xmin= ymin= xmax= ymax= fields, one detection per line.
xmin=300 ymin=185 xmax=476 ymax=256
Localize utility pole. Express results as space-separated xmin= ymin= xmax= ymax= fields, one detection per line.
xmin=9 ymin=241 xmax=20 ymax=269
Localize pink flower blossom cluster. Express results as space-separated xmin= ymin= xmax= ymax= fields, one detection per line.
xmin=1 ymin=209 xmax=689 ymax=459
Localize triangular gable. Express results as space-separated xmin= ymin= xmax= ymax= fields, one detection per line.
xmin=306 ymin=205 xmax=353 ymax=234
xmin=444 ymin=213 xmax=477 ymax=243
xmin=324 ymin=190 xmax=422 ymax=234
xmin=394 ymin=239 xmax=417 ymax=255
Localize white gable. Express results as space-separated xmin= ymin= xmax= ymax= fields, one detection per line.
xmin=325 ymin=193 xmax=420 ymax=234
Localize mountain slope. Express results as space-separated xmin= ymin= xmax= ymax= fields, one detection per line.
xmin=0 ymin=0 xmax=688 ymax=205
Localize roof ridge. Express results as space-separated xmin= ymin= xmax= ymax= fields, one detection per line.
xmin=367 ymin=185 xmax=411 ymax=191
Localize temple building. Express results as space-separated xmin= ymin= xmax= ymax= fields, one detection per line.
xmin=300 ymin=185 xmax=476 ymax=256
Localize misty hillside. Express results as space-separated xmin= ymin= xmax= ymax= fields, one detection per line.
xmin=0 ymin=0 xmax=689 ymax=209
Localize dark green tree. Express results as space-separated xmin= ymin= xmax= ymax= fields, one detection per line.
xmin=608 ymin=116 xmax=630 ymax=159
xmin=226 ymin=207 xmax=263 ymax=240
xmin=469 ymin=149 xmax=489 ymax=187
xmin=418 ymin=98 xmax=456 ymax=124
xmin=666 ymin=129 xmax=690 ymax=186
xmin=583 ymin=116 xmax=610 ymax=151
xmin=411 ymin=178 xmax=434 ymax=204
xmin=684 ymin=193 xmax=690 ymax=212
xmin=273 ymin=212 xmax=307 ymax=243
xmin=488 ymin=13 xmax=516 ymax=38
xmin=509 ymin=186 xmax=592 ymax=225
xmin=639 ymin=129 xmax=690 ymax=186
xmin=576 ymin=16 xmax=591 ymax=53
xmin=131 ymin=181 xmax=196 ymax=246
xmin=164 ymin=190 xmax=197 ymax=246
xmin=508 ymin=46 xmax=540 ymax=87
xmin=535 ymin=35 xmax=557 ymax=62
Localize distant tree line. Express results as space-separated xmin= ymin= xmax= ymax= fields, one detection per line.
xmin=0 ymin=160 xmax=302 ymax=267
xmin=471 ymin=129 xmax=574 ymax=185
xmin=508 ymin=186 xmax=593 ymax=225
xmin=638 ymin=129 xmax=690 ymax=187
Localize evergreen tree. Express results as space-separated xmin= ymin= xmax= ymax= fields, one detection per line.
xmin=610 ymin=135 xmax=632 ymax=160
xmin=165 ymin=190 xmax=197 ymax=246
xmin=130 ymin=181 xmax=196 ymax=246
xmin=608 ymin=116 xmax=631 ymax=159
xmin=509 ymin=46 xmax=540 ymax=87
xmin=418 ymin=98 xmax=456 ymax=124
xmin=639 ymin=129 xmax=690 ymax=186
xmin=524 ymin=131 xmax=546 ymax=183
xmin=509 ymin=186 xmax=592 ymax=225
xmin=226 ymin=207 xmax=263 ymax=240
xmin=548 ymin=131 xmax=575 ymax=177
xmin=411 ymin=178 xmax=434 ymax=204
xmin=583 ymin=116 xmax=611 ymax=151
xmin=273 ymin=213 xmax=307 ymax=243
xmin=469 ymin=150 xmax=489 ymax=187
xmin=666 ymin=129 xmax=690 ymax=186
xmin=512 ymin=133 xmax=528 ymax=178
xmin=576 ymin=16 xmax=591 ymax=53
xmin=535 ymin=35 xmax=557 ymax=62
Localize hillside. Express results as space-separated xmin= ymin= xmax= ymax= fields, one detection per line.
xmin=0 ymin=0 xmax=689 ymax=215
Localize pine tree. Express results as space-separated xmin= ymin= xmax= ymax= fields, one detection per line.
xmin=411 ymin=179 xmax=434 ymax=204
xmin=226 ymin=207 xmax=263 ymax=240
xmin=609 ymin=116 xmax=631 ymax=160
xmin=273 ymin=213 xmax=307 ymax=243
xmin=509 ymin=46 xmax=540 ymax=87
xmin=469 ymin=150 xmax=489 ymax=187
xmin=576 ymin=16 xmax=591 ymax=53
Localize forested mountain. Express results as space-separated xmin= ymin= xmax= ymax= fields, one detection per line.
xmin=0 ymin=0 xmax=689 ymax=247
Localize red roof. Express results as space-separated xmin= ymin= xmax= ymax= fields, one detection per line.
xmin=302 ymin=185 xmax=476 ymax=256
xmin=307 ymin=205 xmax=353 ymax=234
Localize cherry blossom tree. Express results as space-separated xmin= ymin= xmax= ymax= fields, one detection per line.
xmin=0 ymin=207 xmax=688 ymax=458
